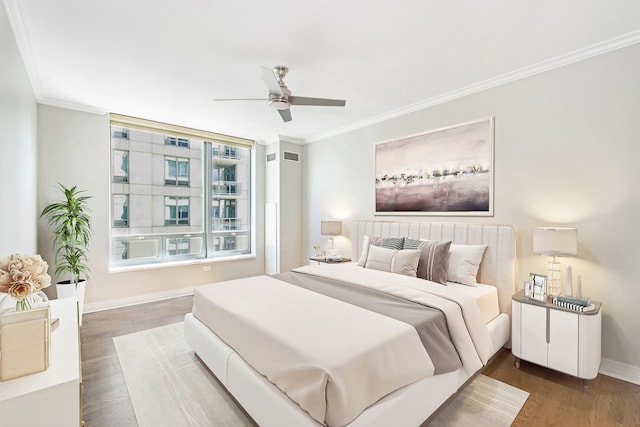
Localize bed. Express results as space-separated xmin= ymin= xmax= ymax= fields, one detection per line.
xmin=184 ymin=220 xmax=516 ymax=426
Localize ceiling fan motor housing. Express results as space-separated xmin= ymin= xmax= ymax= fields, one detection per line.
xmin=269 ymin=97 xmax=290 ymax=110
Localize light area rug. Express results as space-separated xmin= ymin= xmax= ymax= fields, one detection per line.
xmin=114 ymin=322 xmax=528 ymax=427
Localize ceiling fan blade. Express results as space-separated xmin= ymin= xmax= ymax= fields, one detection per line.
xmin=213 ymin=98 xmax=269 ymax=101
xmin=261 ymin=67 xmax=284 ymax=96
xmin=278 ymin=108 xmax=292 ymax=122
xmin=288 ymin=96 xmax=346 ymax=107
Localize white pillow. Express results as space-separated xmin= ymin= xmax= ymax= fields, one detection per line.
xmin=447 ymin=244 xmax=488 ymax=286
xmin=364 ymin=245 xmax=420 ymax=277
xmin=356 ymin=236 xmax=402 ymax=266
xmin=357 ymin=235 xmax=373 ymax=266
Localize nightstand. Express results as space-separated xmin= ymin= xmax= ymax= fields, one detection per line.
xmin=511 ymin=289 xmax=602 ymax=389
xmin=309 ymin=256 xmax=351 ymax=264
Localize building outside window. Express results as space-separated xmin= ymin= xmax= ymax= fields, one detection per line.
xmin=112 ymin=194 xmax=128 ymax=227
xmin=165 ymin=196 xmax=189 ymax=225
xmin=109 ymin=115 xmax=254 ymax=267
xmin=165 ymin=136 xmax=189 ymax=147
xmin=165 ymin=156 xmax=189 ymax=186
xmin=113 ymin=150 xmax=129 ymax=183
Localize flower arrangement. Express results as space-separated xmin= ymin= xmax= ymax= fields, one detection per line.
xmin=0 ymin=254 xmax=52 ymax=311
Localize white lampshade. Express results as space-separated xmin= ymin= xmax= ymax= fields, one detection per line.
xmin=321 ymin=221 xmax=342 ymax=236
xmin=533 ymin=227 xmax=578 ymax=257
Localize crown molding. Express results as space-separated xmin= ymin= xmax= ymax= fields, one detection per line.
xmin=38 ymin=96 xmax=109 ymax=115
xmin=3 ymin=0 xmax=43 ymax=98
xmin=306 ymin=29 xmax=640 ymax=143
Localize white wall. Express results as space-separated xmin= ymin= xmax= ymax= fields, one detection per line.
xmin=304 ymin=44 xmax=640 ymax=375
xmin=0 ymin=3 xmax=38 ymax=255
xmin=37 ymin=105 xmax=266 ymax=308
xmin=265 ymin=139 xmax=304 ymax=273
xmin=279 ymin=141 xmax=303 ymax=271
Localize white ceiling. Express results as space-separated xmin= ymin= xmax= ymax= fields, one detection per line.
xmin=5 ymin=0 xmax=640 ymax=143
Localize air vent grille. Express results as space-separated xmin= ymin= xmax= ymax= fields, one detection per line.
xmin=283 ymin=151 xmax=299 ymax=162
xmin=266 ymin=152 xmax=276 ymax=162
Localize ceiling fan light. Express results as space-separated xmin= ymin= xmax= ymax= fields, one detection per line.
xmin=269 ymin=98 xmax=290 ymax=110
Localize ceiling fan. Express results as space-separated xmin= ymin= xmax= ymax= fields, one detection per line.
xmin=214 ymin=65 xmax=346 ymax=122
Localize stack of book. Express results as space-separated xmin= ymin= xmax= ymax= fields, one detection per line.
xmin=552 ymin=294 xmax=595 ymax=312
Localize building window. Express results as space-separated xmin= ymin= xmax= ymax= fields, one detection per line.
xmin=113 ymin=150 xmax=129 ymax=183
xmin=113 ymin=194 xmax=128 ymax=227
xmin=112 ymin=127 xmax=129 ymax=139
xmin=165 ymin=196 xmax=189 ymax=225
xmin=109 ymin=114 xmax=254 ymax=267
xmin=165 ymin=156 xmax=189 ymax=186
xmin=165 ymin=136 xmax=189 ymax=148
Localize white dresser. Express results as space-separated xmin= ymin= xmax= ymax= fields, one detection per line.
xmin=0 ymin=298 xmax=81 ymax=426
xmin=511 ymin=290 xmax=601 ymax=388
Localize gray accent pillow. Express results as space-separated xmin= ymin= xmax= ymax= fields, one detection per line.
xmin=403 ymin=238 xmax=452 ymax=285
xmin=379 ymin=237 xmax=404 ymax=250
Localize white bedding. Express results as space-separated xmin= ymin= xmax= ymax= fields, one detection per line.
xmin=447 ymin=281 xmax=500 ymax=324
xmin=193 ymin=274 xmax=433 ymax=426
xmin=192 ymin=264 xmax=495 ymax=426
xmin=295 ymin=263 xmax=494 ymax=367
xmin=187 ymin=220 xmax=516 ymax=427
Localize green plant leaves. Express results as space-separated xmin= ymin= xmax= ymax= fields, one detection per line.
xmin=41 ymin=184 xmax=92 ymax=285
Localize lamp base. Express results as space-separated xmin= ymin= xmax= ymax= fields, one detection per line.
xmin=547 ymin=261 xmax=562 ymax=296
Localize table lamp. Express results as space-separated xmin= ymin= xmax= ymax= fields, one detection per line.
xmin=321 ymin=220 xmax=342 ymax=257
xmin=533 ymin=227 xmax=578 ymax=296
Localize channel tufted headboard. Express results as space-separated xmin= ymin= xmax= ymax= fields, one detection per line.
xmin=351 ymin=220 xmax=517 ymax=316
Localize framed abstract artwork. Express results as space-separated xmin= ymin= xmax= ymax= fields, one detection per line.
xmin=374 ymin=117 xmax=494 ymax=216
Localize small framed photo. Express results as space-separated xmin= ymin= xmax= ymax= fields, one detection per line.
xmin=528 ymin=273 xmax=547 ymax=302
xmin=524 ymin=281 xmax=533 ymax=298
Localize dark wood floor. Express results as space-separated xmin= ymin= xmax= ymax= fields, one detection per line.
xmin=80 ymin=296 xmax=640 ymax=426
xmin=80 ymin=296 xmax=194 ymax=426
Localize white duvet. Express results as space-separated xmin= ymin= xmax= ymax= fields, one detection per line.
xmin=192 ymin=264 xmax=493 ymax=427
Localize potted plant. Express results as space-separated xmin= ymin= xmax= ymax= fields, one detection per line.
xmin=41 ymin=184 xmax=92 ymax=324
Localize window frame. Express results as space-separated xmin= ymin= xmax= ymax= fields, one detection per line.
xmin=109 ymin=114 xmax=256 ymax=270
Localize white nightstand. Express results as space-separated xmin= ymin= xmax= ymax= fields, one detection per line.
xmin=511 ymin=290 xmax=602 ymax=388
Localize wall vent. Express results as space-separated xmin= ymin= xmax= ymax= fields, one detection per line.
xmin=266 ymin=152 xmax=276 ymax=162
xmin=283 ymin=151 xmax=300 ymax=162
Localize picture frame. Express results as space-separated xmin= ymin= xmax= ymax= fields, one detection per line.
xmin=528 ymin=273 xmax=547 ymax=302
xmin=374 ymin=117 xmax=494 ymax=216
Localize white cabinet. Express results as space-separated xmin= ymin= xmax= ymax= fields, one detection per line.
xmin=512 ymin=290 xmax=601 ymax=387
xmin=0 ymin=299 xmax=81 ymax=426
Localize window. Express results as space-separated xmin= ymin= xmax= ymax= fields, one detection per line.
xmin=112 ymin=127 xmax=129 ymax=139
xmin=109 ymin=114 xmax=254 ymax=267
xmin=113 ymin=150 xmax=129 ymax=183
xmin=165 ymin=196 xmax=189 ymax=225
xmin=165 ymin=156 xmax=189 ymax=186
xmin=212 ymin=165 xmax=238 ymax=195
xmin=113 ymin=194 xmax=128 ymax=227
xmin=165 ymin=136 xmax=190 ymax=147
xmin=212 ymin=199 xmax=237 ymax=230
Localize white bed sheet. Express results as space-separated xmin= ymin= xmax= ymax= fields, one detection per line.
xmin=446 ymin=282 xmax=500 ymax=325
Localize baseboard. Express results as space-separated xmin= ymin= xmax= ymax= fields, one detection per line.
xmin=599 ymin=358 xmax=640 ymax=386
xmin=83 ymin=287 xmax=195 ymax=314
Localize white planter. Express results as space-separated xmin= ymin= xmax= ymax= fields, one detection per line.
xmin=56 ymin=280 xmax=86 ymax=326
